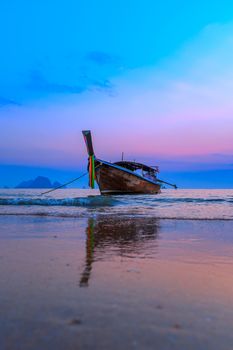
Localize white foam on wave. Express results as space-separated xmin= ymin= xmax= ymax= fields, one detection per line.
xmin=0 ymin=196 xmax=119 ymax=207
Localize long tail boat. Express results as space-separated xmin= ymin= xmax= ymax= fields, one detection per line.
xmin=82 ymin=130 xmax=177 ymax=195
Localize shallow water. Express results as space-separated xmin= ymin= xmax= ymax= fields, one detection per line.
xmin=0 ymin=189 xmax=233 ymax=219
xmin=0 ymin=215 xmax=233 ymax=350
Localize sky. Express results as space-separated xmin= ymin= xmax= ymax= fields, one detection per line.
xmin=0 ymin=0 xmax=233 ymax=188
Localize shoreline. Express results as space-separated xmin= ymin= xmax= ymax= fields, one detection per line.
xmin=1 ymin=211 xmax=233 ymax=221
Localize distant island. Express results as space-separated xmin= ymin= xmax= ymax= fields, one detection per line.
xmin=15 ymin=176 xmax=63 ymax=189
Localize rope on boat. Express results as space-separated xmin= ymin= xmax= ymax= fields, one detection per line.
xmin=39 ymin=163 xmax=101 ymax=196
xmin=40 ymin=171 xmax=88 ymax=196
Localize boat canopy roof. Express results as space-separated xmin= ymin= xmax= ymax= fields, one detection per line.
xmin=114 ymin=161 xmax=158 ymax=173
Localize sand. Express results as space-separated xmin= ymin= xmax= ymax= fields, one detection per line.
xmin=0 ymin=215 xmax=233 ymax=350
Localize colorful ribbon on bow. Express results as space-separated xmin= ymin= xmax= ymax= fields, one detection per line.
xmin=89 ymin=155 xmax=95 ymax=189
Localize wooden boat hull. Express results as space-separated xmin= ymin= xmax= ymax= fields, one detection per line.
xmin=82 ymin=130 xmax=176 ymax=195
xmin=95 ymin=160 xmax=161 ymax=195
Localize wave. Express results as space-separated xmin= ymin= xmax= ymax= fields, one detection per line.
xmin=127 ymin=197 xmax=233 ymax=204
xmin=0 ymin=195 xmax=233 ymax=207
xmin=1 ymin=190 xmax=233 ymax=220
xmin=0 ymin=196 xmax=120 ymax=207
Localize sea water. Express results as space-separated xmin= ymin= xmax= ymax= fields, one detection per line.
xmin=1 ymin=189 xmax=233 ymax=349
xmin=0 ymin=189 xmax=233 ymax=219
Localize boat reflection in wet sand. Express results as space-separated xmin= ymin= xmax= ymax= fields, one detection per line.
xmin=82 ymin=130 xmax=177 ymax=195
xmin=80 ymin=217 xmax=159 ymax=287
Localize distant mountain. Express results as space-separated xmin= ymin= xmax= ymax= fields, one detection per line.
xmin=15 ymin=176 xmax=63 ymax=189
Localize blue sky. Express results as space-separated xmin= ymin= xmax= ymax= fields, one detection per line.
xmin=0 ymin=0 xmax=233 ymax=187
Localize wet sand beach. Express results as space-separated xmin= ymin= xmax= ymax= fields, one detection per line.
xmin=0 ymin=215 xmax=233 ymax=350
